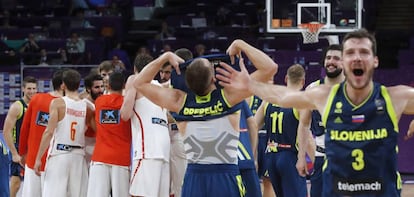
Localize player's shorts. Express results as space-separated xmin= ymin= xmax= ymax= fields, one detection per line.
xmin=182 ymin=164 xmax=245 ymax=197
xmin=266 ymin=151 xmax=307 ymax=197
xmin=130 ymin=159 xmax=169 ymax=197
xmin=310 ymin=156 xmax=324 ymax=197
xmin=170 ymin=132 xmax=187 ymax=197
xmin=239 ymin=167 xmax=262 ymax=197
xmin=22 ymin=165 xmax=44 ymax=197
xmin=257 ymin=131 xmax=268 ymax=178
xmin=87 ymin=162 xmax=129 ymax=197
xmin=10 ymin=161 xmax=23 ymax=178
xmin=42 ymin=153 xmax=88 ymax=197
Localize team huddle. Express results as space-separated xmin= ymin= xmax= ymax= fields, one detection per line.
xmin=2 ymin=28 xmax=414 ymax=197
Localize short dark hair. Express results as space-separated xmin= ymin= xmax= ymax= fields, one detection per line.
xmin=22 ymin=76 xmax=37 ymax=87
xmin=321 ymin=44 xmax=342 ymax=65
xmin=185 ymin=58 xmax=212 ymax=96
xmin=109 ymin=72 xmax=125 ymax=91
xmin=175 ymin=48 xmax=193 ymax=61
xmin=134 ymin=54 xmax=154 ymax=72
xmin=342 ymin=28 xmax=377 ymax=55
xmin=62 ymin=69 xmax=81 ymax=91
xmin=52 ymin=69 xmax=64 ymax=90
xmin=84 ymin=73 xmax=103 ymax=89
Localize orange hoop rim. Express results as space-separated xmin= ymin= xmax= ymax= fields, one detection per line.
xmin=298 ymin=23 xmax=325 ymax=33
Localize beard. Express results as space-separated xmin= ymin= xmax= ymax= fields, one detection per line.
xmin=325 ymin=67 xmax=342 ymax=78
xmin=91 ymin=91 xmax=102 ymax=100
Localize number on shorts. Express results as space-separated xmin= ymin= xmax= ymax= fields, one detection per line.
xmin=351 ymin=149 xmax=364 ymax=171
xmin=70 ymin=121 xmax=77 ymax=141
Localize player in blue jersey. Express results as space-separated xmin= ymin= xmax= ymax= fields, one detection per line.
xmin=2 ymin=76 xmax=37 ymax=197
xmin=238 ymin=101 xmax=261 ymax=197
xmin=255 ymin=64 xmax=307 ymax=197
xmin=133 ymin=39 xmax=278 ymax=197
xmin=0 ymin=139 xmax=10 ymax=197
xmin=216 ymin=28 xmax=414 ymax=196
xmin=295 ymin=44 xmax=345 ymax=197
xmin=247 ymin=95 xmax=275 ymax=197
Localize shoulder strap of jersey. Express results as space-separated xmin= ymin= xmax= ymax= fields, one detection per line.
xmin=321 ymin=83 xmax=341 ymax=127
xmin=380 ymin=85 xmax=399 ymax=132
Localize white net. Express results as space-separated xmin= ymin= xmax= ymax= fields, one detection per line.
xmin=300 ymin=23 xmax=324 ymax=44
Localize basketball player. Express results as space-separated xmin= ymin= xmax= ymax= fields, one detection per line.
xmin=82 ymin=73 xmax=104 ymax=166
xmin=132 ymin=39 xmax=277 ymax=197
xmin=121 ymin=54 xmax=171 ymax=197
xmin=3 ymin=76 xmax=37 ymax=197
xmin=87 ymin=72 xmax=131 ymax=197
xmin=19 ymin=70 xmax=64 ymax=197
xmin=255 ymin=64 xmax=307 ymax=196
xmin=216 ymin=28 xmax=414 ymax=196
xmin=34 ymin=69 xmax=94 ymax=197
xmin=295 ymin=44 xmax=345 ymax=197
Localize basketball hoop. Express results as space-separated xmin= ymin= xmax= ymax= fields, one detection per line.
xmin=299 ymin=23 xmax=325 ymax=44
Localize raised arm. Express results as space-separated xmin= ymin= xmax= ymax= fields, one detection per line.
xmin=133 ymin=52 xmax=185 ymax=112
xmin=223 ymin=40 xmax=278 ymax=104
xmin=120 ymin=75 xmax=137 ymax=121
xmin=226 ymin=39 xmax=278 ymax=83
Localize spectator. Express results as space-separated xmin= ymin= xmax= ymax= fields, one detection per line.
xmin=155 ymin=21 xmax=175 ymax=40
xmin=38 ymin=49 xmax=49 ymax=65
xmin=19 ymin=34 xmax=40 ymax=53
xmin=107 ymin=42 xmax=131 ymax=70
xmin=194 ymin=43 xmax=206 ymax=57
xmin=66 ymin=32 xmax=85 ymax=64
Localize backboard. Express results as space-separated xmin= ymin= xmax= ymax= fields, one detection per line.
xmin=266 ymin=0 xmax=363 ymax=33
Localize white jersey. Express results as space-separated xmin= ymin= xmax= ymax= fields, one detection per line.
xmin=131 ymin=84 xmax=170 ymax=161
xmin=183 ymin=116 xmax=239 ymax=164
xmin=49 ymin=96 xmax=87 ymax=156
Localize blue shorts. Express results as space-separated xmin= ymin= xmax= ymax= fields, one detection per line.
xmin=239 ymin=168 xmax=262 ymax=197
xmin=257 ymin=132 xmax=268 ymax=178
xmin=10 ymin=161 xmax=23 ymax=177
xmin=0 ymin=142 xmax=10 ymax=197
xmin=266 ymin=151 xmax=307 ymax=197
xmin=310 ymin=156 xmax=324 ymax=197
xmin=182 ymin=164 xmax=245 ymax=197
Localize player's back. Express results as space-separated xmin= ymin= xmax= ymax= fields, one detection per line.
xmin=131 ymin=95 xmax=170 ymax=161
xmin=93 ymin=94 xmax=131 ymax=166
xmin=49 ymin=96 xmax=87 ymax=156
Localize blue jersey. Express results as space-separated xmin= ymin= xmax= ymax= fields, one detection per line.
xmin=172 ymin=88 xmax=242 ymax=121
xmin=13 ymin=99 xmax=27 ymax=150
xmin=238 ymin=101 xmax=255 ymax=169
xmin=264 ymin=102 xmax=299 ymax=153
xmin=322 ymin=82 xmax=401 ymax=196
xmin=248 ymin=95 xmax=262 ymax=115
xmin=311 ymin=79 xmax=325 ymax=136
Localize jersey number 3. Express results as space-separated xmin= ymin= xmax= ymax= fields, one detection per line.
xmin=351 ymin=149 xmax=365 ymax=171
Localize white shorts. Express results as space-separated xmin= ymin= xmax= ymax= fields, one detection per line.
xmin=87 ymin=162 xmax=130 ymax=197
xmin=84 ymin=136 xmax=96 ymax=167
xmin=315 ymin=134 xmax=326 ymax=157
xmin=170 ymin=133 xmax=187 ymax=197
xmin=130 ymin=159 xmax=169 ymax=197
xmin=22 ymin=165 xmax=44 ymax=197
xmin=43 ymin=153 xmax=88 ymax=197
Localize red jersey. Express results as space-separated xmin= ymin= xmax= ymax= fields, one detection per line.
xmin=92 ymin=94 xmax=131 ymax=166
xmin=19 ymin=93 xmax=58 ymax=170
